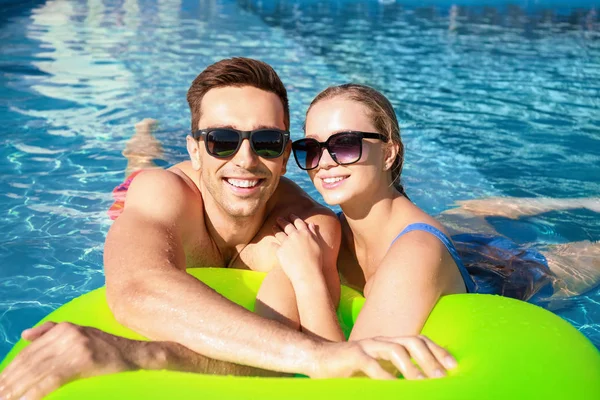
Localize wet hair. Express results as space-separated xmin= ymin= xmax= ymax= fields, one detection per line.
xmin=186 ymin=57 xmax=290 ymax=133
xmin=306 ymin=83 xmax=408 ymax=198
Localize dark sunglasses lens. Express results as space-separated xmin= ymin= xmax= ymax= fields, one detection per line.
xmin=207 ymin=129 xmax=240 ymax=157
xmin=330 ymin=133 xmax=362 ymax=164
xmin=293 ymin=139 xmax=321 ymax=170
xmin=252 ymin=130 xmax=285 ymax=158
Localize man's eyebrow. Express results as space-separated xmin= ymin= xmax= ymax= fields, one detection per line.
xmin=201 ymin=124 xmax=284 ymax=131
xmin=201 ymin=124 xmax=235 ymax=130
xmin=253 ymin=124 xmax=284 ymax=131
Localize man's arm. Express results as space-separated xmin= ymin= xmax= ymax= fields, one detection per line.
xmin=104 ymin=169 xmax=320 ymax=374
xmin=0 ymin=320 xmax=286 ymax=400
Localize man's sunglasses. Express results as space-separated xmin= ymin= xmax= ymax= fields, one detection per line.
xmin=193 ymin=128 xmax=290 ymax=159
xmin=291 ymin=131 xmax=388 ymax=171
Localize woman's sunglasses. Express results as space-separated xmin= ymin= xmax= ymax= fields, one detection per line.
xmin=292 ymin=131 xmax=388 ymax=171
xmin=193 ymin=128 xmax=290 ymax=159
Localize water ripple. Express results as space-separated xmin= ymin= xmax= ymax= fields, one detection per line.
xmin=1 ymin=0 xmax=599 ymax=358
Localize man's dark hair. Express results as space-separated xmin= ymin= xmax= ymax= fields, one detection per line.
xmin=187 ymin=57 xmax=289 ymax=133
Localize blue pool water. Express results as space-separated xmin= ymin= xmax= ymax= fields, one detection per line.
xmin=0 ymin=0 xmax=599 ymax=359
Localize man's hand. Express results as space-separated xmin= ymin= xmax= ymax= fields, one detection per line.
xmin=311 ymin=335 xmax=457 ymax=380
xmin=0 ymin=322 xmax=150 ymax=400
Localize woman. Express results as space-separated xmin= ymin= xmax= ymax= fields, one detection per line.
xmin=270 ymin=83 xmax=600 ymax=355
xmin=272 ymin=84 xmax=474 ymax=348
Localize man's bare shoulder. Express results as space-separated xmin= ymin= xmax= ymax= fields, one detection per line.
xmin=233 ymin=177 xmax=340 ymax=272
xmin=273 ymin=177 xmax=334 ymax=217
xmin=122 ymin=168 xmax=203 ymax=224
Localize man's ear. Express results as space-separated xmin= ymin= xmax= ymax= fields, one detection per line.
xmin=384 ymin=141 xmax=399 ymax=171
xmin=187 ymin=136 xmax=202 ymax=170
xmin=280 ymin=141 xmax=292 ymax=175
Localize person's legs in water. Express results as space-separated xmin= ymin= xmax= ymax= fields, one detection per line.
xmin=122 ymin=118 xmax=164 ymax=178
xmin=438 ymin=197 xmax=600 ymax=302
xmin=108 ymin=119 xmax=164 ymax=220
xmin=542 ymin=241 xmax=600 ymax=299
xmin=444 ymin=196 xmax=600 ymax=220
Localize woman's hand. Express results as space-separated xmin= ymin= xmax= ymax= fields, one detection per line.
xmin=273 ymin=214 xmax=324 ymax=284
xmin=272 ymin=214 xmax=345 ymax=342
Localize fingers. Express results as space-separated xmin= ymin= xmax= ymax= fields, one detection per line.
xmin=308 ymin=222 xmax=318 ymax=236
xmin=276 ymin=214 xmax=311 ymax=232
xmin=402 ymin=337 xmax=446 ymax=378
xmin=274 ymin=214 xmax=315 ymax=240
xmin=19 ymin=372 xmax=67 ymax=400
xmin=272 ymin=224 xmax=288 ymax=243
xmin=362 ymin=340 xmax=424 ymax=380
xmin=360 ymin=358 xmax=396 ymax=380
xmin=276 ymin=216 xmax=297 ymax=236
xmin=289 ymin=214 xmax=309 ymax=231
xmin=277 ymin=215 xmax=306 ymax=235
xmin=0 ymin=324 xmax=64 ymax=399
xmin=419 ymin=335 xmax=457 ymax=369
xmin=376 ymin=336 xmax=456 ymax=378
xmin=22 ymin=321 xmax=57 ymax=341
xmin=0 ymin=322 xmax=135 ymax=400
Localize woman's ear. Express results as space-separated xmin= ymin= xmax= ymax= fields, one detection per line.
xmin=384 ymin=141 xmax=399 ymax=171
xmin=187 ymin=135 xmax=202 ymax=170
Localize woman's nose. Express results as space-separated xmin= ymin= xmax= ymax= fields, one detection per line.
xmin=318 ymin=147 xmax=337 ymax=169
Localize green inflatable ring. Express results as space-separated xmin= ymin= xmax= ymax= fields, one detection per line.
xmin=1 ymin=268 xmax=599 ymax=399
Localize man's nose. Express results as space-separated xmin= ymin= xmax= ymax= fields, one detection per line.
xmin=232 ymin=139 xmax=259 ymax=169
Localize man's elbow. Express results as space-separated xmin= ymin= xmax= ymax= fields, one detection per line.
xmin=106 ymin=278 xmax=147 ymax=327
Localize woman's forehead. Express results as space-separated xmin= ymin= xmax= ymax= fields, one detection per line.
xmin=305 ymin=98 xmax=375 ymax=138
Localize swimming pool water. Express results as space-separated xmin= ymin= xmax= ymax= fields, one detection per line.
xmin=0 ymin=0 xmax=599 ymax=359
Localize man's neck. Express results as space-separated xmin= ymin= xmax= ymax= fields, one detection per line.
xmin=200 ymin=186 xmax=269 ymax=265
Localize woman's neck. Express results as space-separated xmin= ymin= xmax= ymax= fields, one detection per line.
xmin=341 ymin=185 xmax=406 ymax=250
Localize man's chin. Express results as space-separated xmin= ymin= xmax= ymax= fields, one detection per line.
xmin=225 ymin=207 xmax=261 ymax=219
xmin=221 ymin=197 xmax=263 ymax=218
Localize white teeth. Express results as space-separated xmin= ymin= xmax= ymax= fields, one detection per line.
xmin=323 ymin=176 xmax=346 ymax=184
xmin=226 ymin=178 xmax=260 ymax=188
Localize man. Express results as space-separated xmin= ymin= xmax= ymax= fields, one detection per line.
xmin=0 ymin=58 xmax=452 ymax=400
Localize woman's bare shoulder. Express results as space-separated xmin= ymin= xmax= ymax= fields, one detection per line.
xmin=394 ymin=198 xmax=449 ymax=235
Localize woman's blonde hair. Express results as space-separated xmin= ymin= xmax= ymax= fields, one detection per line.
xmin=306 ymin=84 xmax=407 ymax=197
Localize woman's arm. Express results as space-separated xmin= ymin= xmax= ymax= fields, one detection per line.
xmin=256 ymin=266 xmax=301 ymax=331
xmin=349 ymin=229 xmax=463 ymax=376
xmin=350 ymin=229 xmax=464 ymax=339
xmin=271 ymin=214 xmax=344 ymax=342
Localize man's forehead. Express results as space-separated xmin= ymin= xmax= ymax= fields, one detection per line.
xmin=197 ymin=86 xmax=285 ymax=130
xmin=201 ymin=123 xmax=284 ymax=131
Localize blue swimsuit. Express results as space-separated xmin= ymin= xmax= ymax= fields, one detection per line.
xmin=451 ymin=233 xmax=554 ymax=303
xmin=389 ymin=223 xmax=554 ymax=303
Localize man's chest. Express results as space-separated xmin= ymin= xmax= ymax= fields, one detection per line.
xmin=184 ymin=236 xmax=279 ymax=272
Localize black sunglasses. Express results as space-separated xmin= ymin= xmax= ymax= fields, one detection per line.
xmin=292 ymin=131 xmax=388 ymax=171
xmin=193 ymin=128 xmax=290 ymax=159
